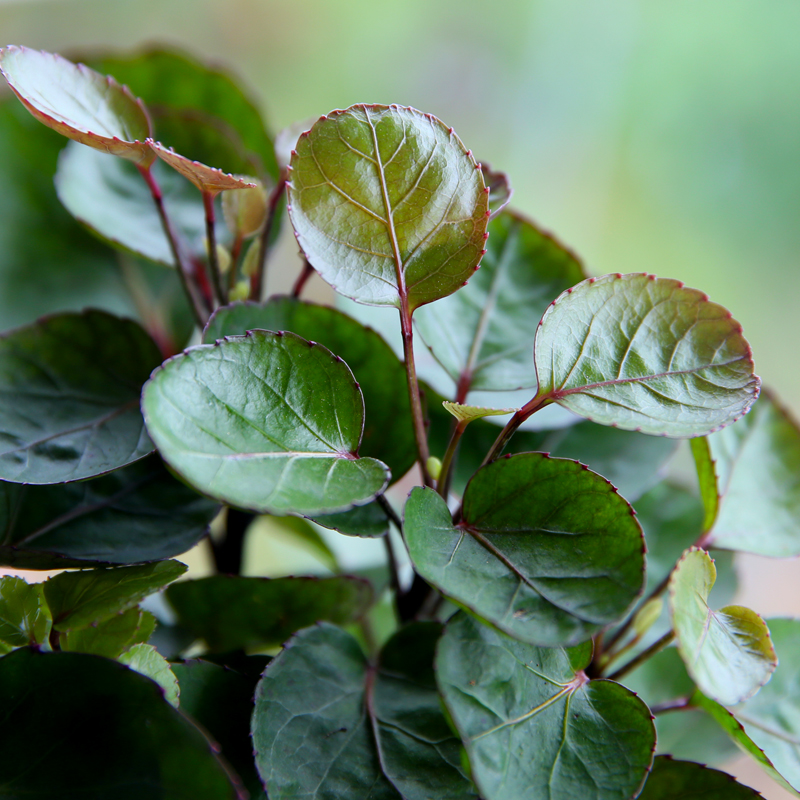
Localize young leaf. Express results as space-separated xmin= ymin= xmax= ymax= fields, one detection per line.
xmin=436 ymin=613 xmax=655 ymax=800
xmin=0 ymin=648 xmax=244 ymax=798
xmin=119 ymin=643 xmax=180 ymax=707
xmin=62 ymin=607 xmax=155 ymax=658
xmin=414 ymin=211 xmax=584 ymax=392
xmin=669 ymin=548 xmax=776 ymax=706
xmin=165 ymin=575 xmax=373 ymax=652
xmin=142 ymin=331 xmax=390 ymax=516
xmin=148 ymin=140 xmax=257 ymax=194
xmin=405 ymin=453 xmax=644 ymax=646
xmin=442 ymin=401 xmax=517 ymax=422
xmin=0 ymin=310 xmax=161 ymax=484
xmin=0 ymin=46 xmax=153 ymax=163
xmin=480 ymin=162 xmax=512 ymax=218
xmin=252 ymin=622 xmax=477 ymax=800
xmin=288 ymin=104 xmax=489 ymax=311
xmin=637 ymin=756 xmax=763 ymax=799
xmin=44 ymin=560 xmax=187 ymax=632
xmin=0 ymin=455 xmax=219 ymax=568
xmin=530 ymin=274 xmax=760 ymax=436
xmin=203 ymin=298 xmax=417 ymax=481
xmin=0 ymin=576 xmax=51 ymax=647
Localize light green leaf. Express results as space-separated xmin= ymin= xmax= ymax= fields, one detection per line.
xmin=405 ymin=453 xmax=644 ymax=646
xmin=691 ymin=436 xmax=720 ymax=533
xmin=62 ymin=607 xmax=156 ymax=658
xmin=531 ymin=273 xmax=760 ymax=436
xmin=669 ymin=548 xmax=776 ymax=706
xmin=638 ymin=756 xmax=762 ymax=799
xmin=119 ymin=643 xmax=179 ymax=707
xmin=288 ymin=104 xmax=489 ymax=311
xmin=437 ymin=613 xmax=655 ymax=800
xmin=441 ymin=401 xmax=516 ymax=422
xmin=143 ymin=331 xmax=390 ymax=516
xmin=0 ymin=576 xmax=51 ymax=647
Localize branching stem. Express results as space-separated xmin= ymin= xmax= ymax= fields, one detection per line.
xmin=481 ymin=393 xmax=550 ymax=467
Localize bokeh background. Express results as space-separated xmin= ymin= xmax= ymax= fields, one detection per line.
xmin=2 ymin=0 xmax=799 ymax=795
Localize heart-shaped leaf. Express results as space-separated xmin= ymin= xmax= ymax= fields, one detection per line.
xmin=480 ymin=162 xmax=512 ymax=218
xmin=669 ymin=548 xmax=776 ymax=706
xmin=252 ymin=622 xmax=477 ymax=800
xmin=165 ymin=575 xmax=373 ymax=652
xmin=143 ymin=331 xmax=390 ymax=515
xmin=203 ymin=298 xmax=417 ymax=481
xmin=0 ymin=576 xmax=51 ymax=648
xmin=405 ymin=453 xmax=644 ymax=646
xmin=530 ymin=273 xmax=760 ymax=436
xmin=0 ymin=455 xmax=219 ymax=568
xmin=149 ymin=140 xmax=257 ymax=194
xmin=415 ymin=211 xmax=584 ymax=393
xmin=288 ymin=104 xmax=489 ymax=311
xmin=436 ymin=612 xmax=655 ymax=800
xmin=0 ymin=310 xmax=161 ymax=484
xmin=638 ymin=756 xmax=762 ymax=799
xmin=62 ymin=606 xmax=155 ymax=658
xmin=0 ymin=46 xmax=153 ymax=163
xmin=693 ymin=391 xmax=800 ymax=557
xmin=0 ymin=648 xmax=244 ymax=798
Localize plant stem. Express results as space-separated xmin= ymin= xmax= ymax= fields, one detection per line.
xmin=400 ymin=304 xmax=432 ymax=487
xmin=377 ymin=493 xmax=403 ymax=532
xmin=650 ymin=697 xmax=691 ymax=715
xmin=292 ymin=260 xmax=315 ymax=298
xmin=437 ymin=419 xmax=468 ymax=498
xmin=606 ymin=630 xmax=675 ymax=683
xmin=229 ymin=233 xmax=244 ymax=291
xmin=252 ymin=175 xmax=286 ymax=301
xmin=211 ymin=508 xmax=253 ymax=575
xmin=202 ymin=191 xmax=227 ymax=305
xmin=397 ymin=573 xmax=433 ymax=622
xmin=481 ymin=393 xmax=550 ymax=467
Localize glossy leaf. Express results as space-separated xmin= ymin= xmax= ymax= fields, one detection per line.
xmin=203 ymin=298 xmax=416 ymax=481
xmin=531 ymin=273 xmax=760 ymax=436
xmin=480 ymin=162 xmax=512 ymax=218
xmin=311 ymin=501 xmax=389 ymax=538
xmin=62 ymin=606 xmax=156 ymax=658
xmin=415 ymin=211 xmax=584 ymax=392
xmin=0 ymin=46 xmax=153 ymax=163
xmin=252 ymin=622 xmax=476 ymax=800
xmin=437 ymin=613 xmax=655 ymax=800
xmin=405 ymin=453 xmax=644 ymax=646
xmin=165 ymin=575 xmax=373 ymax=652
xmin=669 ymin=548 xmax=776 ymax=706
xmin=0 ymin=647 xmax=243 ymax=798
xmin=0 ymin=576 xmax=50 ymax=647
xmin=119 ymin=643 xmax=180 ymax=707
xmin=44 ymin=560 xmax=186 ymax=632
xmin=288 ymin=104 xmax=488 ymax=311
xmin=0 ymin=455 xmax=219 ymax=568
xmin=638 ymin=756 xmax=762 ymax=799
xmin=0 ymin=310 xmax=160 ymax=484
xmin=143 ymin=331 xmax=390 ymax=516
xmin=700 ymin=392 xmax=800 ymax=556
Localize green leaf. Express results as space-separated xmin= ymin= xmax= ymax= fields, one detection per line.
xmin=166 ymin=575 xmax=373 ymax=652
xmin=288 ymin=104 xmax=489 ymax=311
xmin=0 ymin=455 xmax=219 ymax=568
xmin=414 ymin=211 xmax=584 ymax=392
xmin=44 ymin=560 xmax=187 ymax=632
xmin=405 ymin=453 xmax=644 ymax=646
xmin=0 ymin=647 xmax=243 ymax=798
xmin=442 ymin=401 xmax=517 ymax=422
xmin=62 ymin=607 xmax=155 ymax=658
xmin=637 ymin=756 xmax=763 ymax=799
xmin=252 ymin=622 xmax=477 ymax=799
xmin=0 ymin=310 xmax=161 ymax=484
xmin=531 ymin=273 xmax=760 ymax=436
xmin=311 ymin=501 xmax=389 ymax=538
xmin=119 ymin=643 xmax=180 ymax=707
xmin=0 ymin=576 xmax=50 ymax=647
xmin=669 ymin=548 xmax=776 ymax=706
xmin=436 ymin=612 xmax=655 ymax=800
xmin=701 ymin=392 xmax=800 ymax=556
xmin=203 ymin=298 xmax=416 ymax=481
xmin=0 ymin=46 xmax=153 ymax=163
xmin=250 ymin=514 xmax=340 ymax=571
xmin=142 ymin=331 xmax=390 ymax=516
xmin=690 ymin=436 xmax=720 ymax=534
xmin=480 ymin=162 xmax=512 ymax=218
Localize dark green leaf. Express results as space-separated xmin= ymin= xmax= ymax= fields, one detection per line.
xmin=405 ymin=453 xmax=644 ymax=646
xmin=0 ymin=576 xmax=50 ymax=647
xmin=166 ymin=575 xmax=373 ymax=652
xmin=288 ymin=104 xmax=489 ymax=311
xmin=119 ymin=643 xmax=179 ymax=706
xmin=414 ymin=211 xmax=584 ymax=392
xmin=669 ymin=548 xmax=776 ymax=705
xmin=45 ymin=560 xmax=187 ymax=632
xmin=0 ymin=46 xmax=153 ymax=163
xmin=638 ymin=756 xmax=762 ymax=798
xmin=0 ymin=455 xmax=219 ymax=568
xmin=252 ymin=622 xmax=476 ymax=799
xmin=311 ymin=501 xmax=389 ymax=538
xmin=0 ymin=310 xmax=160 ymax=484
xmin=531 ymin=273 xmax=760 ymax=436
xmin=0 ymin=647 xmax=243 ymax=798
xmin=437 ymin=613 xmax=655 ymax=800
xmin=142 ymin=331 xmax=390 ymax=516
xmin=203 ymin=298 xmax=416 ymax=481
xmin=62 ymin=607 xmax=155 ymax=658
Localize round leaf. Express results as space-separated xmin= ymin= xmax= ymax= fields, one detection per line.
xmin=288 ymin=104 xmax=489 ymax=311
xmin=414 ymin=211 xmax=585 ymax=392
xmin=0 ymin=46 xmax=153 ymax=163
xmin=669 ymin=548 xmax=776 ymax=706
xmin=436 ymin=612 xmax=655 ymax=800
xmin=0 ymin=310 xmax=160 ymax=484
xmin=144 ymin=331 xmax=389 ymax=515
xmin=531 ymin=273 xmax=760 ymax=436
xmin=404 ymin=453 xmax=644 ymax=646
xmin=638 ymin=756 xmax=763 ymax=799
